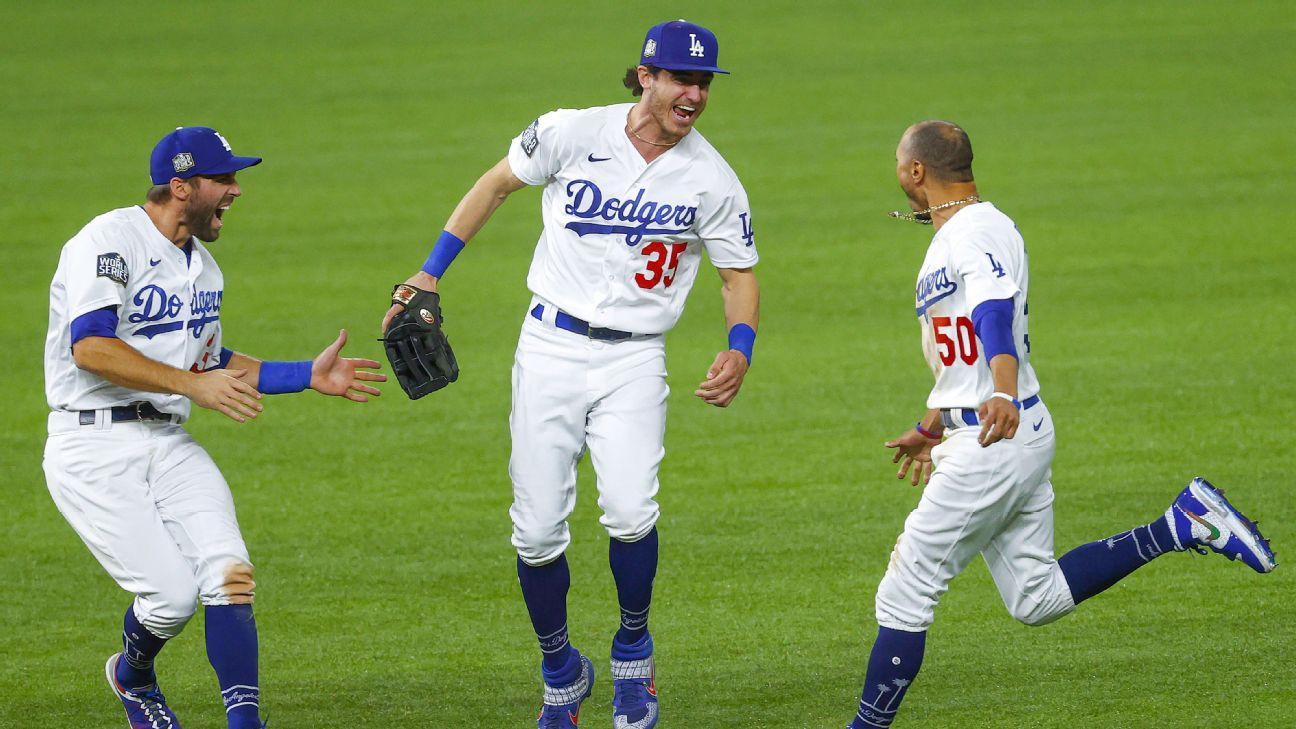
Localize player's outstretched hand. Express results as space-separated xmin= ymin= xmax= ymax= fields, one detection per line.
xmin=976 ymin=397 xmax=1019 ymax=447
xmin=885 ymin=429 xmax=937 ymax=486
xmin=381 ymin=271 xmax=438 ymax=334
xmin=311 ymin=329 xmax=387 ymax=402
xmin=694 ymin=349 xmax=748 ymax=407
xmin=188 ymin=368 xmax=264 ymax=423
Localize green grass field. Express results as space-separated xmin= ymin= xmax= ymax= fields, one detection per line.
xmin=3 ymin=1 xmax=1294 ymax=726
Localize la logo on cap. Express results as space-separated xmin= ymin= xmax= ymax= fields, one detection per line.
xmin=172 ymin=152 xmax=195 ymax=173
xmin=689 ymin=33 xmax=705 ymax=57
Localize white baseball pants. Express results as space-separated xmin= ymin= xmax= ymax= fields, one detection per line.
xmin=43 ymin=413 xmax=254 ymax=639
xmin=509 ymin=306 xmax=667 ymax=565
xmin=875 ymin=402 xmax=1076 ymax=631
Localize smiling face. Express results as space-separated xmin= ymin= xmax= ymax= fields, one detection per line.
xmin=638 ymin=66 xmax=712 ymax=141
xmin=182 ymin=173 xmax=240 ymax=242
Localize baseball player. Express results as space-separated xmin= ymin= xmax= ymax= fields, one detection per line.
xmin=43 ymin=126 xmax=385 ymax=729
xmin=382 ymin=19 xmax=759 ymax=728
xmin=844 ymin=120 xmax=1276 ymax=729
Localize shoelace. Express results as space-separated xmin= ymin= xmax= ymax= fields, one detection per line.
xmin=614 ymin=679 xmax=649 ymax=711
xmin=134 ymin=688 xmax=175 ymax=728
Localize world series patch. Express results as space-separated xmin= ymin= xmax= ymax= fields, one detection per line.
xmin=96 ymin=252 xmax=129 ymax=286
xmin=520 ymin=118 xmax=539 ymax=157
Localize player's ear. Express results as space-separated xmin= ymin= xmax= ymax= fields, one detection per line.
xmin=169 ymin=177 xmax=191 ymax=201
xmin=636 ymin=65 xmax=656 ymax=91
xmin=910 ymin=159 xmax=926 ymax=186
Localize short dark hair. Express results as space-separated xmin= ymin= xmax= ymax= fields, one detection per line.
xmin=622 ymin=65 xmax=661 ymax=96
xmin=145 ymin=175 xmax=203 ymax=204
xmin=906 ymin=120 xmax=974 ymax=182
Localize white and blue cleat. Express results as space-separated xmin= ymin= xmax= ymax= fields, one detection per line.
xmin=611 ymin=655 xmax=658 ymax=729
xmin=1167 ymin=477 xmax=1277 ymax=573
xmin=538 ymin=652 xmax=595 ymax=729
xmin=105 ymin=653 xmax=181 ymax=729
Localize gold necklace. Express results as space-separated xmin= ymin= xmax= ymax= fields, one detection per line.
xmin=626 ymin=118 xmax=680 ymax=148
xmin=888 ymin=195 xmax=981 ymax=225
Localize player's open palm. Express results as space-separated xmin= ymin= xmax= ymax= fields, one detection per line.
xmin=695 ymin=350 xmax=748 ymax=407
xmin=886 ymin=429 xmax=937 ymax=486
xmin=311 ymin=329 xmax=387 ymax=402
xmin=189 ymin=368 xmax=263 ymax=423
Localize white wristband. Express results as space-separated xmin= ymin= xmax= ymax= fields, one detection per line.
xmin=991 ymin=392 xmax=1021 ymax=408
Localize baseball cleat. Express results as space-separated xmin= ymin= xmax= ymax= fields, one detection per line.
xmin=611 ymin=655 xmax=658 ymax=729
xmin=105 ymin=653 xmax=181 ymax=729
xmin=1166 ymin=477 xmax=1277 ymax=573
xmin=538 ymin=653 xmax=595 ymax=728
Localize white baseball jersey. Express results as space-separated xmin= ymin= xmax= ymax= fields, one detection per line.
xmin=507 ymin=103 xmax=759 ymax=334
xmin=913 ymin=202 xmax=1040 ymax=409
xmin=45 ymin=205 xmax=225 ymax=421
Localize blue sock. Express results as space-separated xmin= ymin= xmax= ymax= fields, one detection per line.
xmin=205 ymin=604 xmax=261 ymax=729
xmin=850 ymin=627 xmax=925 ymax=729
xmin=609 ymin=528 xmax=658 ymax=647
xmin=1058 ymin=516 xmax=1173 ymax=604
xmin=517 ymin=554 xmax=574 ymax=675
xmin=117 ymin=603 xmax=168 ymax=691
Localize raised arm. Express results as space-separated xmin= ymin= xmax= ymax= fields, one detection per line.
xmin=381 ymin=158 xmax=528 ymax=331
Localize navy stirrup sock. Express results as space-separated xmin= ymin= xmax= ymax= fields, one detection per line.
xmin=609 ymin=527 xmax=658 ymax=647
xmin=518 ymin=554 xmax=574 ymax=675
xmin=117 ymin=603 xmax=168 ymax=691
xmin=205 ymin=604 xmax=261 ymax=729
xmin=1058 ymin=517 xmax=1173 ymax=604
xmin=850 ymin=627 xmax=926 ymax=729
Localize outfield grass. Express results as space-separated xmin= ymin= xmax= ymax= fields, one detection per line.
xmin=2 ymin=2 xmax=1293 ymax=727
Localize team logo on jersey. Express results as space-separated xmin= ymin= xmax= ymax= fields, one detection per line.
xmin=96 ymin=253 xmax=129 ymax=286
xmin=914 ymin=266 xmax=957 ymax=316
xmin=127 ymin=284 xmax=223 ymax=339
xmin=643 ymin=39 xmax=657 ymax=58
xmin=172 ymin=152 xmax=195 ymax=174
xmin=520 ymin=119 xmax=540 ymax=157
xmin=739 ymin=212 xmax=755 ymax=247
xmin=562 ymin=179 xmax=696 ymax=246
xmin=688 ymin=33 xmax=705 ymax=57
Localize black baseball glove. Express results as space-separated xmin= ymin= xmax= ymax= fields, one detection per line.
xmin=381 ymin=284 xmax=459 ymax=399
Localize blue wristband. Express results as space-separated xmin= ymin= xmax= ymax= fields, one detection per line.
xmin=727 ymin=323 xmax=756 ymax=365
xmin=421 ymin=229 xmax=466 ymax=279
xmin=258 ymin=360 xmax=312 ymax=394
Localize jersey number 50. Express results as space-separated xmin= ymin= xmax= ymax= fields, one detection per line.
xmin=635 ymin=241 xmax=687 ymax=289
xmin=932 ymin=316 xmax=978 ymax=366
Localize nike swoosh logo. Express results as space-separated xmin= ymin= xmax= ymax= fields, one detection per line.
xmin=150 ymin=258 xmax=162 ymax=266
xmin=587 ymin=154 xmax=611 ymax=162
xmin=1185 ymin=510 xmax=1221 ymax=541
xmin=1032 ymin=419 xmax=1044 ymax=431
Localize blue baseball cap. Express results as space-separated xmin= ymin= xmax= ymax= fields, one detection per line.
xmin=149 ymin=126 xmax=262 ymax=185
xmin=639 ymin=19 xmax=729 ymax=74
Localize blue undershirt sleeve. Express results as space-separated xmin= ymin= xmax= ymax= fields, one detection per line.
xmin=217 ymin=348 xmax=235 ymax=369
xmin=970 ymin=298 xmax=1018 ymax=361
xmin=70 ymin=306 xmax=119 ymax=344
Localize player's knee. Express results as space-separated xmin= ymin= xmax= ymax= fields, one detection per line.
xmin=513 ymin=523 xmax=569 ymax=565
xmin=221 ymin=561 xmax=256 ymax=605
xmin=1010 ymin=599 xmax=1071 ymax=627
xmin=137 ymin=586 xmax=200 ymax=639
xmin=600 ymin=496 xmax=658 ymax=541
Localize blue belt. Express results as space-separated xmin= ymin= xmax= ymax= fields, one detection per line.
xmin=940 ymin=394 xmax=1041 ymax=429
xmin=530 ymin=304 xmax=634 ymax=342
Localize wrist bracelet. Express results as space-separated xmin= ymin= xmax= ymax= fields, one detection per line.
xmin=727 ymin=323 xmax=756 ymax=365
xmin=421 ymin=229 xmax=466 ymax=279
xmin=991 ymin=391 xmax=1021 ymax=409
xmin=915 ymin=421 xmax=942 ymax=440
xmin=259 ymin=360 xmax=312 ymax=394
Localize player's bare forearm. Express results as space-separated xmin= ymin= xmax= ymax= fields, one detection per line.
xmin=444 ymin=157 xmax=528 ymax=243
xmin=695 ymin=267 xmax=758 ymax=407
xmin=978 ymin=353 xmax=1020 ymax=446
xmin=224 ymin=352 xmax=261 ymax=388
xmin=718 ymin=266 xmax=759 ymax=334
xmin=72 ymin=336 xmax=262 ymax=421
xmin=73 ymin=336 xmax=202 ymax=396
